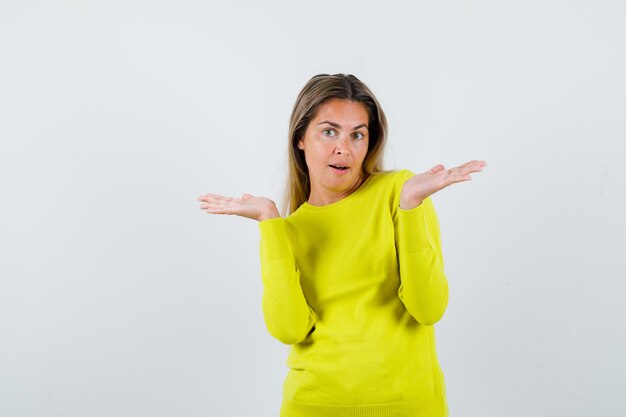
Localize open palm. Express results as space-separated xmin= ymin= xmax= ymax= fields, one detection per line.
xmin=197 ymin=193 xmax=280 ymax=221
xmin=400 ymin=159 xmax=487 ymax=209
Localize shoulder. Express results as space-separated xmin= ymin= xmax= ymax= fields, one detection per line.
xmin=370 ymin=168 xmax=415 ymax=191
xmin=392 ymin=168 xmax=415 ymax=187
xmin=368 ymin=168 xmax=413 ymax=183
xmin=360 ymin=169 xmax=415 ymax=214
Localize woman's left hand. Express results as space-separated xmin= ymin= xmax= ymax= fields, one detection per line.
xmin=399 ymin=160 xmax=487 ymax=210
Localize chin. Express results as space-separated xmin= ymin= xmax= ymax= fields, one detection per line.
xmin=329 ymin=174 xmax=358 ymax=188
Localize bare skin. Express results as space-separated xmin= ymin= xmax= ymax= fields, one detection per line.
xmin=297 ymin=99 xmax=370 ymax=206
xmin=198 ymin=99 xmax=487 ymax=219
xmin=197 ymin=159 xmax=487 ymax=220
xmin=197 ymin=193 xmax=280 ymax=222
xmin=399 ymin=160 xmax=487 ymax=209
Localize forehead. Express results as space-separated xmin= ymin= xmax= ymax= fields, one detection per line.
xmin=312 ymin=98 xmax=369 ymax=124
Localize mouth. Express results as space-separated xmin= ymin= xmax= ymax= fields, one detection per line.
xmin=328 ymin=164 xmax=349 ymax=171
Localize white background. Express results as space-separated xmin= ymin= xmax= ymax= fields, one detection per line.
xmin=1 ymin=1 xmax=624 ymax=416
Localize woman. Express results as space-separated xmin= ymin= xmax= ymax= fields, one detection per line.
xmin=198 ymin=73 xmax=486 ymax=417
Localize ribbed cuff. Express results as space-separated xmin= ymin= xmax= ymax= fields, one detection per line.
xmin=397 ymin=201 xmax=432 ymax=253
xmin=259 ymin=217 xmax=291 ymax=262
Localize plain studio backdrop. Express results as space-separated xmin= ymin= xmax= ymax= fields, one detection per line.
xmin=1 ymin=1 xmax=624 ymax=416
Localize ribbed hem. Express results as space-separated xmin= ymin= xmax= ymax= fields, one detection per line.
xmin=279 ymin=396 xmax=447 ymax=417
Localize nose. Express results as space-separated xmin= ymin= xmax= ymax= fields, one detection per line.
xmin=334 ymin=135 xmax=351 ymax=155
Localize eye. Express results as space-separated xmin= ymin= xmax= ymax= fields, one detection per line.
xmin=352 ymin=132 xmax=365 ymax=140
xmin=322 ymin=128 xmax=337 ymax=137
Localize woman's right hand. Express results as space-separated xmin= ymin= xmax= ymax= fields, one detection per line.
xmin=197 ymin=193 xmax=281 ymax=222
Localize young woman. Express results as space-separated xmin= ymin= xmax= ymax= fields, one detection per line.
xmin=198 ymin=73 xmax=486 ymax=417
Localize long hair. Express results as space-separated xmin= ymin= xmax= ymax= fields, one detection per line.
xmin=282 ymin=73 xmax=388 ymax=215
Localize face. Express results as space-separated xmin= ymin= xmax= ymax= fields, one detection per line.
xmin=298 ymin=98 xmax=370 ymax=204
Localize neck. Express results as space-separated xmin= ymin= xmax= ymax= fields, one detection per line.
xmin=307 ymin=172 xmax=368 ymax=206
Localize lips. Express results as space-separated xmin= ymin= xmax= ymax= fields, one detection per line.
xmin=329 ymin=164 xmax=349 ymax=170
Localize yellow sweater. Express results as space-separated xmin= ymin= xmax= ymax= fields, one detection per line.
xmin=258 ymin=169 xmax=449 ymax=417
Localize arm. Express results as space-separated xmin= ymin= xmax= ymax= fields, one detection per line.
xmin=393 ymin=160 xmax=486 ymax=324
xmin=395 ymin=196 xmax=449 ymax=325
xmin=197 ymin=192 xmax=316 ymax=343
xmin=259 ymin=218 xmax=317 ymax=345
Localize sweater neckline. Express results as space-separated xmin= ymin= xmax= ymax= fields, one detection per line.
xmin=299 ymin=173 xmax=377 ymax=212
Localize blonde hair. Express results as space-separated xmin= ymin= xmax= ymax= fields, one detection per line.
xmin=282 ymin=73 xmax=388 ymax=215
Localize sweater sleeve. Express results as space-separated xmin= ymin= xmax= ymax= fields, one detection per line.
xmin=393 ymin=170 xmax=449 ymax=325
xmin=258 ymin=217 xmax=318 ymax=345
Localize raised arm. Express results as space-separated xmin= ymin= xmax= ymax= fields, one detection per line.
xmin=394 ymin=160 xmax=486 ymax=325
xmin=197 ymin=192 xmax=316 ymax=344
xmin=258 ymin=218 xmax=318 ymax=345
xmin=395 ymin=195 xmax=449 ymax=325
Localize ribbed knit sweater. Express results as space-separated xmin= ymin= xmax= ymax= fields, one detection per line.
xmin=258 ymin=169 xmax=449 ymax=417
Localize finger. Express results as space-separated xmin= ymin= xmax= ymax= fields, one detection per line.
xmin=453 ymin=161 xmax=486 ymax=176
xmin=441 ymin=167 xmax=471 ymax=184
xmin=429 ymin=164 xmax=446 ymax=174
xmin=203 ymin=207 xmax=237 ymax=215
xmin=202 ymin=196 xmax=244 ymax=210
xmin=218 ymin=197 xmax=243 ymax=207
xmin=422 ymin=164 xmax=445 ymax=175
xmin=467 ymin=159 xmax=486 ymax=168
xmin=453 ymin=160 xmax=477 ymax=170
xmin=446 ymin=173 xmax=473 ymax=186
xmin=200 ymin=202 xmax=231 ymax=210
xmin=202 ymin=200 xmax=243 ymax=214
xmin=466 ymin=161 xmax=486 ymax=174
xmin=200 ymin=194 xmax=235 ymax=204
xmin=198 ymin=193 xmax=226 ymax=202
xmin=457 ymin=160 xmax=487 ymax=170
xmin=241 ymin=193 xmax=255 ymax=201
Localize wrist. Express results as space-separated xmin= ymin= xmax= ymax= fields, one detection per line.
xmin=258 ymin=209 xmax=280 ymax=222
xmin=399 ymin=198 xmax=424 ymax=210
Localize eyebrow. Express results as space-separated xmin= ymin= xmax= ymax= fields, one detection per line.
xmin=317 ymin=120 xmax=369 ymax=130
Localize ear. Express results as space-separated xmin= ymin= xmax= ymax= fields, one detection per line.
xmin=297 ymin=138 xmax=304 ymax=150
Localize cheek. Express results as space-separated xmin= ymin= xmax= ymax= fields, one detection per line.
xmin=356 ymin=141 xmax=369 ymax=160
xmin=304 ymin=144 xmax=329 ymax=166
xmin=309 ymin=143 xmax=333 ymax=158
